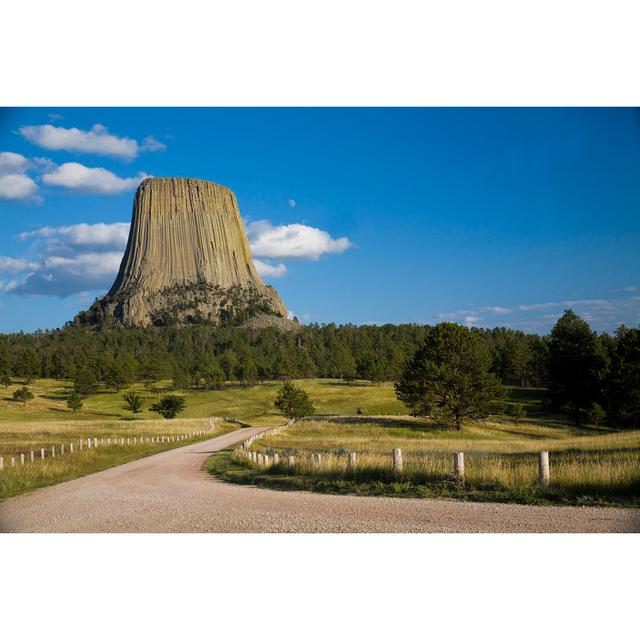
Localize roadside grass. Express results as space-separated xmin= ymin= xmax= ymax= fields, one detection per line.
xmin=207 ymin=416 xmax=640 ymax=507
xmin=0 ymin=419 xmax=238 ymax=500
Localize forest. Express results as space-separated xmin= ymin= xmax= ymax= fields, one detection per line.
xmin=0 ymin=311 xmax=637 ymax=429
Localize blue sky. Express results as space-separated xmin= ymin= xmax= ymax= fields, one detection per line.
xmin=0 ymin=107 xmax=638 ymax=334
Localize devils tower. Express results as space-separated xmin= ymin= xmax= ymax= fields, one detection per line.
xmin=75 ymin=177 xmax=290 ymax=328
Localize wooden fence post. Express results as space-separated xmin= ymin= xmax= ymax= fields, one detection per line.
xmin=0 ymin=457 xmax=3 ymax=470
xmin=264 ymin=455 xmax=270 ymax=466
xmin=392 ymin=448 xmax=403 ymax=474
xmin=453 ymin=452 xmax=465 ymax=479
xmin=41 ymin=448 xmax=45 ymax=460
xmin=288 ymin=455 xmax=295 ymax=467
xmin=348 ymin=452 xmax=357 ymax=469
xmin=273 ymin=453 xmax=279 ymax=465
xmin=61 ymin=444 xmax=65 ymax=455
xmin=70 ymin=443 xmax=74 ymax=454
xmin=11 ymin=457 xmax=15 ymax=467
xmin=20 ymin=453 xmax=25 ymax=465
xmin=87 ymin=438 xmax=91 ymax=449
xmin=79 ymin=439 xmax=83 ymax=451
xmin=312 ymin=453 xmax=321 ymax=467
xmin=30 ymin=450 xmax=35 ymax=462
xmin=51 ymin=446 xmax=55 ymax=458
xmin=538 ymin=451 xmax=550 ymax=486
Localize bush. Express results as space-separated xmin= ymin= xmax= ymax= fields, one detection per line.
xmin=13 ymin=386 xmax=34 ymax=406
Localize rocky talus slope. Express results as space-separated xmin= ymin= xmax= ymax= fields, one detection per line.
xmin=75 ymin=177 xmax=291 ymax=328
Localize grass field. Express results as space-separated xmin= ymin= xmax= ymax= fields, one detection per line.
xmin=209 ymin=414 xmax=640 ymax=507
xmin=0 ymin=378 xmax=407 ymax=425
xmin=0 ymin=418 xmax=238 ymax=500
xmin=3 ymin=378 xmax=638 ymax=507
xmin=0 ymin=377 xmax=403 ymax=500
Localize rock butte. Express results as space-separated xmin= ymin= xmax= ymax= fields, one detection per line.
xmin=75 ymin=177 xmax=291 ymax=329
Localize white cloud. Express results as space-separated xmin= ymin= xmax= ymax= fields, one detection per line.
xmin=140 ymin=136 xmax=166 ymax=152
xmin=254 ymin=259 xmax=287 ymax=278
xmin=433 ymin=296 xmax=640 ymax=333
xmin=247 ymin=220 xmax=352 ymax=260
xmin=625 ymin=285 xmax=636 ymax=292
xmin=484 ymin=306 xmax=510 ymax=314
xmin=19 ymin=124 xmax=167 ymax=159
xmin=288 ymin=199 xmax=296 ymax=208
xmin=0 ymin=151 xmax=30 ymax=175
xmin=0 ymin=256 xmax=39 ymax=274
xmin=1 ymin=221 xmax=129 ymax=296
xmin=41 ymin=162 xmax=149 ymax=194
xmin=48 ymin=114 xmax=64 ymax=122
xmin=17 ymin=222 xmax=130 ymax=250
xmin=0 ymin=173 xmax=40 ymax=202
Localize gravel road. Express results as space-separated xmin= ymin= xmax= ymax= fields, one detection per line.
xmin=1 ymin=428 xmax=638 ymax=533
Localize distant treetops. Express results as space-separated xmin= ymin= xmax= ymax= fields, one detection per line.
xmin=1 ymin=309 xmax=638 ymax=429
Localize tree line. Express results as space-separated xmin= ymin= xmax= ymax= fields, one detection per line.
xmin=0 ymin=312 xmax=637 ymax=428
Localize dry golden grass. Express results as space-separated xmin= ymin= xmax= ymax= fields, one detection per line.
xmin=238 ymin=417 xmax=640 ymax=503
xmin=0 ymin=419 xmax=238 ymax=500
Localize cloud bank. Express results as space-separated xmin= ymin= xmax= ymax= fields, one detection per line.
xmin=435 ymin=296 xmax=640 ymax=333
xmin=0 ymin=222 xmax=129 ymax=296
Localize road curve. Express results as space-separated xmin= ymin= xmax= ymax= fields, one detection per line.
xmin=1 ymin=428 xmax=638 ymax=533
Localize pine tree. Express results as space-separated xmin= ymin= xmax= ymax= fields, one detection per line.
xmin=66 ymin=392 xmax=83 ymax=412
xmin=274 ymin=382 xmax=315 ymax=419
xmin=547 ymin=310 xmax=606 ymax=427
xmin=150 ymin=395 xmax=186 ymax=419
xmin=395 ymin=323 xmax=503 ymax=429
xmin=123 ymin=391 xmax=143 ymax=413
xmin=13 ymin=386 xmax=34 ymax=407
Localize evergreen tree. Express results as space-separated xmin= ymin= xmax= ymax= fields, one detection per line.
xmin=150 ymin=395 xmax=186 ymax=419
xmin=18 ymin=347 xmax=41 ymax=383
xmin=603 ymin=326 xmax=640 ymax=428
xmin=172 ymin=365 xmax=189 ymax=390
xmin=547 ymin=310 xmax=606 ymax=427
xmin=123 ymin=390 xmax=143 ymax=413
xmin=0 ymin=372 xmax=11 ymax=389
xmin=238 ymin=356 xmax=258 ymax=386
xmin=274 ymin=382 xmax=315 ymax=419
xmin=66 ymin=392 xmax=83 ymax=412
xmin=74 ymin=368 xmax=98 ymax=397
xmin=13 ymin=386 xmax=34 ymax=406
xmin=202 ymin=359 xmax=225 ymax=389
xmin=395 ymin=323 xmax=503 ymax=429
xmin=511 ymin=403 xmax=526 ymax=425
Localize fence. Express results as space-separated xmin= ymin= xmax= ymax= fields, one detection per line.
xmin=0 ymin=417 xmax=224 ymax=472
xmin=235 ymin=446 xmax=555 ymax=486
xmin=234 ymin=417 xmax=299 ymax=452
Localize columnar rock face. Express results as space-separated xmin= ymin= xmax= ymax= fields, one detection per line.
xmin=75 ymin=177 xmax=290 ymax=328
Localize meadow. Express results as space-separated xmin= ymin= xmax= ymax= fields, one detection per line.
xmin=210 ymin=411 xmax=640 ymax=507
xmin=0 ymin=378 xmax=407 ymax=425
xmin=2 ymin=377 xmax=639 ymax=506
xmin=0 ymin=377 xmax=401 ymax=500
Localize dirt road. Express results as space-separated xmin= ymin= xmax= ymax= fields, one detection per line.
xmin=1 ymin=428 xmax=638 ymax=533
